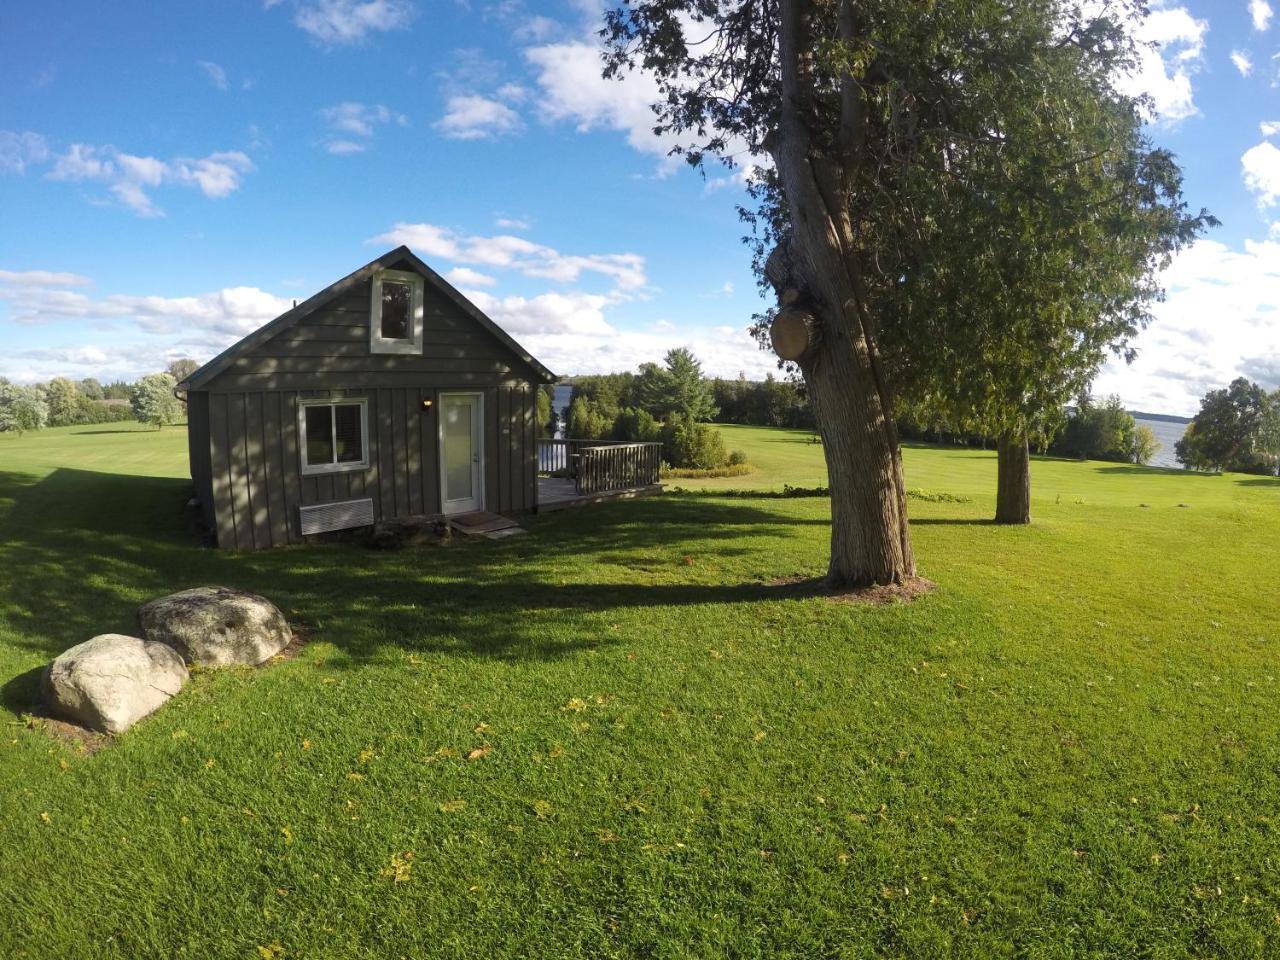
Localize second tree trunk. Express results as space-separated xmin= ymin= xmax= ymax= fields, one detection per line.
xmin=995 ymin=432 xmax=1031 ymax=525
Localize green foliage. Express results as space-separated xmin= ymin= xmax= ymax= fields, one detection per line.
xmin=1258 ymin=390 xmax=1280 ymax=476
xmin=0 ymin=382 xmax=48 ymax=435
xmin=612 ymin=406 xmax=662 ymax=442
xmin=727 ymin=449 xmax=748 ymax=466
xmin=1176 ymin=377 xmax=1270 ymax=473
xmin=566 ymin=395 xmax=612 ymax=441
xmin=1132 ymin=425 xmax=1161 ymax=467
xmin=535 ymin=387 xmax=554 ymax=438
xmin=713 ymin=373 xmax=814 ymax=428
xmin=1051 ymin=396 xmax=1139 ymax=463
xmin=129 ymin=373 xmax=183 ymax=429
xmin=45 ymin=378 xmax=84 ymax=427
xmin=3 ymin=423 xmax=1280 ymax=954
xmin=77 ymin=377 xmax=104 ymax=401
xmin=635 ymin=348 xmax=718 ymax=422
xmin=661 ymin=413 xmax=727 ymax=470
xmin=102 ymin=380 xmax=132 ymax=400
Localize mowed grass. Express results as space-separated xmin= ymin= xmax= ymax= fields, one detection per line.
xmin=2 ymin=422 xmax=1280 ymax=959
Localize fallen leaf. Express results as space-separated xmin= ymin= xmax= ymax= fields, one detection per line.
xmin=439 ymin=799 xmax=467 ymax=813
xmin=531 ymin=800 xmax=554 ymax=818
xmin=561 ymin=698 xmax=587 ymax=713
xmin=380 ymin=851 xmax=413 ymax=883
xmin=39 ymin=812 xmax=50 ymax=824
xmin=302 ymin=739 xmax=312 ymax=750
xmin=358 ymin=745 xmax=375 ymax=763
xmin=466 ymin=745 xmax=491 ymax=761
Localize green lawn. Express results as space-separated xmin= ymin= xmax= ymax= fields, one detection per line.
xmin=3 ymin=422 xmax=1279 ymax=958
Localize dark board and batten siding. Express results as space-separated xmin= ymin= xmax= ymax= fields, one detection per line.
xmin=195 ymin=268 xmax=545 ymax=550
xmin=205 ymin=385 xmax=538 ymax=549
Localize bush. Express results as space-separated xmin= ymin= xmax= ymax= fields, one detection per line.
xmin=727 ymin=449 xmax=748 ymax=466
xmin=613 ymin=407 xmax=662 ymax=442
xmin=661 ymin=414 xmax=727 ymax=470
xmin=661 ymin=462 xmax=753 ymax=479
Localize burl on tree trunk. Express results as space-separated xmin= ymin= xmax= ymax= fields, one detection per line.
xmin=995 ymin=432 xmax=1032 ymax=525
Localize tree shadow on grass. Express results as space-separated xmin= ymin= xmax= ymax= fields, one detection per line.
xmin=909 ymin=518 xmax=996 ymax=526
xmin=1235 ymin=476 xmax=1280 ymax=487
xmin=1094 ymin=464 xmax=1212 ymax=478
xmin=0 ymin=468 xmax=844 ymax=688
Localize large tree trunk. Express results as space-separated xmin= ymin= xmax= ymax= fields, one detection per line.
xmin=765 ymin=0 xmax=914 ymax=588
xmin=995 ymin=431 xmax=1031 ymax=525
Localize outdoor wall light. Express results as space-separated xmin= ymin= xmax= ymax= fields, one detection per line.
xmin=422 ymin=397 xmax=434 ymax=412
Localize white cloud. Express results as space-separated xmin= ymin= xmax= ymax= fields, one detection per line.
xmin=1232 ymin=49 xmax=1253 ymax=76
xmin=524 ymin=41 xmax=677 ymax=171
xmin=44 ymin=143 xmax=253 ymax=216
xmin=197 ymin=60 xmax=229 ymax=90
xmin=444 ymin=267 xmax=497 ymax=287
xmin=371 ymin=221 xmax=648 ymax=292
xmin=1251 ymin=0 xmax=1273 ymax=31
xmin=1094 ymin=237 xmax=1280 ymax=413
xmin=1242 ymin=140 xmax=1280 ymax=206
xmin=318 ymin=101 xmax=406 ymax=153
xmin=494 ymin=217 xmax=530 ymax=230
xmin=1261 ymin=120 xmax=1280 ymax=136
xmin=291 ymin=0 xmax=415 ymax=45
xmin=1113 ymin=3 xmax=1209 ymax=124
xmin=435 ymin=95 xmax=523 ymax=140
xmin=325 ymin=139 xmax=365 ymax=155
xmin=0 ymin=130 xmax=49 ymax=174
xmin=0 ymin=269 xmax=90 ymax=287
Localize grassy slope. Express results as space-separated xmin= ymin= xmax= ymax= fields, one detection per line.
xmin=2 ymin=423 xmax=1279 ymax=959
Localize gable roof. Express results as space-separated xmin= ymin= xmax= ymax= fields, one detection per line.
xmin=179 ymin=246 xmax=557 ymax=390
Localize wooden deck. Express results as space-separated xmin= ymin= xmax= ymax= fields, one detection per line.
xmin=536 ymin=477 xmax=663 ymax=512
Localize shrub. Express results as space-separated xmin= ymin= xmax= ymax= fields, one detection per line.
xmin=660 ymin=462 xmax=753 ymax=479
xmin=727 ymin=449 xmax=748 ymax=466
xmin=661 ymin=414 xmax=727 ymax=470
xmin=0 ymin=382 xmax=48 ymax=435
xmin=613 ymin=407 xmax=662 ymax=442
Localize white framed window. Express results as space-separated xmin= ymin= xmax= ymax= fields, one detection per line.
xmin=299 ymin=398 xmax=369 ymax=475
xmin=370 ymin=268 xmax=424 ymax=355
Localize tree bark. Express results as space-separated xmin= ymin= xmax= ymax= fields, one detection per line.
xmin=768 ymin=0 xmax=914 ymax=587
xmin=995 ymin=431 xmax=1031 ymax=525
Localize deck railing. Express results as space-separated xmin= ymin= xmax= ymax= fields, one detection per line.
xmin=537 ymin=438 xmax=662 ymax=494
xmin=576 ymin=442 xmax=663 ymax=495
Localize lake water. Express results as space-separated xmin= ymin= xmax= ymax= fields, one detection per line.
xmin=1133 ymin=416 xmax=1189 ymax=470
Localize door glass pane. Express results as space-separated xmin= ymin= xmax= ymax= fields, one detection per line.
xmin=334 ymin=404 xmax=363 ymax=463
xmin=305 ymin=405 xmax=333 ymax=466
xmin=444 ymin=400 xmax=473 ymax=501
xmin=381 ymin=281 xmax=411 ymax=339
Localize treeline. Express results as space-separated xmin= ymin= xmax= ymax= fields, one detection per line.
xmin=0 ymin=359 xmax=198 ymax=435
xmin=899 ymin=395 xmax=1160 ymax=464
xmin=559 ymin=349 xmax=746 ymax=471
xmin=1176 ymin=377 xmax=1280 ymax=475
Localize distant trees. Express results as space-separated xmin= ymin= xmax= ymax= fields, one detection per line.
xmin=130 ymin=373 xmax=183 ymax=429
xmin=1050 ymin=396 xmax=1154 ymax=464
xmin=563 ymin=350 xmax=743 ymax=471
xmin=45 ymin=378 xmax=82 ymax=427
xmin=0 ymin=380 xmax=49 ymax=435
xmin=535 ymin=387 xmax=554 ymax=438
xmin=713 ymin=373 xmax=814 ymax=429
xmin=1176 ymin=378 xmax=1277 ymax=474
xmin=166 ymin=358 xmax=199 ymax=383
xmin=634 ymin=349 xmax=718 ymax=421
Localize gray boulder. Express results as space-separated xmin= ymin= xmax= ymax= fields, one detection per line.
xmin=138 ymin=586 xmax=291 ymax=666
xmin=44 ymin=634 xmax=188 ymax=734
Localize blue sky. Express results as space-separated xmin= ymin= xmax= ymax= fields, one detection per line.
xmin=1 ymin=0 xmax=1279 ymax=415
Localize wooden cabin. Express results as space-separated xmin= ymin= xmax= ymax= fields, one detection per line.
xmin=180 ymin=246 xmax=558 ymax=550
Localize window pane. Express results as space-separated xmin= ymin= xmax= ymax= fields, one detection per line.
xmin=334 ymin=404 xmax=363 ymax=463
xmin=444 ymin=400 xmax=473 ymax=501
xmin=381 ymin=281 xmax=411 ymax=339
xmin=305 ymin=406 xmax=333 ymax=466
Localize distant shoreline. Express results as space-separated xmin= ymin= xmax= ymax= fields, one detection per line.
xmin=1129 ymin=411 xmax=1192 ymax=424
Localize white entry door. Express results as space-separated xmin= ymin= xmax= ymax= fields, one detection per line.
xmin=439 ymin=392 xmax=484 ymax=515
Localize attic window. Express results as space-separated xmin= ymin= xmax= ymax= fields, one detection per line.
xmin=370 ymin=268 xmax=424 ymax=355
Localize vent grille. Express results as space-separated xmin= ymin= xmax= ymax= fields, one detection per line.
xmin=299 ymin=498 xmax=375 ymax=536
